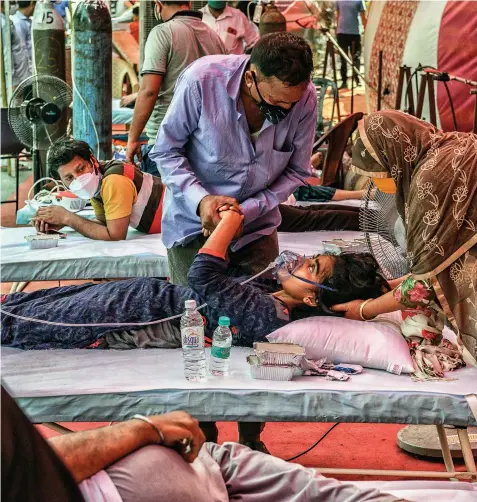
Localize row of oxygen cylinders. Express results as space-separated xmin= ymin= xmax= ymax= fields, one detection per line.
xmin=27 ymin=0 xmax=112 ymax=159
xmin=23 ymin=0 xmax=286 ymax=161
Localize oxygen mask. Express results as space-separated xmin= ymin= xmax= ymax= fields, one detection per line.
xmin=271 ymin=251 xmax=337 ymax=292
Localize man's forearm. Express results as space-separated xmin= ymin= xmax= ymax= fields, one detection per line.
xmin=49 ymin=421 xmax=155 ymax=483
xmin=128 ymin=89 xmax=158 ymax=142
xmin=65 ymin=213 xmax=114 ymax=240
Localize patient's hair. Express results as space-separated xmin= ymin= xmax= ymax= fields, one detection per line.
xmin=47 ymin=137 xmax=93 ymax=180
xmin=291 ymin=253 xmax=389 ymax=320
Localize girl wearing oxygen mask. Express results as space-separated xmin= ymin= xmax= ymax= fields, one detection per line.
xmin=2 ymin=207 xmax=387 ymax=352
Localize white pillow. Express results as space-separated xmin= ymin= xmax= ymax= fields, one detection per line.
xmin=267 ymin=312 xmax=414 ymax=374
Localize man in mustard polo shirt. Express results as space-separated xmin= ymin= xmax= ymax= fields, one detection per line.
xmin=33 ymin=138 xmax=164 ymax=240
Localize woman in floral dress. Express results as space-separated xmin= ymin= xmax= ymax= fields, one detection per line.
xmin=332 ymin=110 xmax=477 ymax=372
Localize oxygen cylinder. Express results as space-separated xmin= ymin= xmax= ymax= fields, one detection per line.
xmin=72 ymin=0 xmax=112 ymax=160
xmin=259 ymin=1 xmax=286 ymax=37
xmin=32 ymin=1 xmax=66 ymax=81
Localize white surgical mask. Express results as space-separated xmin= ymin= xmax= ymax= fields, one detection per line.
xmin=69 ymin=169 xmax=101 ymax=200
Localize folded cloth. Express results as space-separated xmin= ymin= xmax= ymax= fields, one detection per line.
xmin=400 ymin=311 xmax=465 ymax=381
xmin=102 ymin=322 xmax=181 ymax=350
xmin=300 ymin=358 xmax=363 ymax=380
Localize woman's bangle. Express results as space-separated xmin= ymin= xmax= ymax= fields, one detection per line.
xmin=132 ymin=414 xmax=165 ymax=444
xmin=359 ymin=299 xmax=374 ymax=321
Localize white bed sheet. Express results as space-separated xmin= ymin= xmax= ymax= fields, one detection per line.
xmin=3 ymin=347 xmax=476 ymax=424
xmin=355 ymin=481 xmax=477 ymax=502
xmin=0 ymin=228 xmax=364 ymax=282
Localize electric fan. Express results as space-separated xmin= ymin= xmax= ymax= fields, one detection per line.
xmin=8 ymin=74 xmax=72 ymax=192
xmin=359 ymin=182 xmax=410 ymax=280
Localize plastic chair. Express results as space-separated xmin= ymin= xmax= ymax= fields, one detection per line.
xmin=312 ymin=76 xmax=338 ymax=137
xmin=312 ymin=112 xmax=363 ymax=188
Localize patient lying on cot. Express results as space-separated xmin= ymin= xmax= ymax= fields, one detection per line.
xmin=1 ymin=207 xmax=388 ymax=350
xmin=2 ymin=387 xmax=406 ymax=502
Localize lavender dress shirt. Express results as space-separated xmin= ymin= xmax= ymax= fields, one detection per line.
xmin=151 ymin=54 xmax=317 ymax=250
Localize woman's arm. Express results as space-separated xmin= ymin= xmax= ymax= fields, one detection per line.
xmin=331 ymin=277 xmax=434 ymax=321
xmin=331 ymin=290 xmax=404 ymax=320
xmin=201 ymin=208 xmax=244 ymax=258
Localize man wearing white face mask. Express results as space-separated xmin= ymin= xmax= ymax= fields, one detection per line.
xmin=33 ymin=138 xmax=164 ymax=241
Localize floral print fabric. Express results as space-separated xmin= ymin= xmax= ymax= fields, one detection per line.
xmin=393 ymin=277 xmax=465 ymax=380
xmin=351 ymin=110 xmax=477 ymax=360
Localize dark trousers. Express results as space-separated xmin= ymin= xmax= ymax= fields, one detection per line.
xmin=1 ymin=386 xmax=85 ymax=502
xmin=337 ymin=33 xmax=361 ymax=85
xmin=278 ymin=203 xmax=360 ymax=232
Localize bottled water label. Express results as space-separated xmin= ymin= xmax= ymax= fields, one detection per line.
xmin=211 ymin=345 xmax=230 ymax=359
xmin=182 ymin=327 xmax=204 ymax=349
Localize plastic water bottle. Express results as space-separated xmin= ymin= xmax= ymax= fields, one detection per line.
xmin=181 ymin=300 xmax=206 ymax=382
xmin=210 ymin=316 xmax=232 ymax=376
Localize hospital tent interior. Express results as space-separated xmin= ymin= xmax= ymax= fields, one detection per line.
xmin=1 ymin=0 xmax=476 ymax=500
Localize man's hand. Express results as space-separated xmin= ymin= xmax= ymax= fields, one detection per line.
xmin=199 ymin=195 xmax=241 ymax=235
xmin=120 ymin=92 xmax=137 ymax=108
xmin=125 ymin=139 xmax=142 ymax=164
xmin=330 ymin=299 xmax=365 ymax=320
xmin=32 ymin=206 xmax=69 ymax=232
xmin=147 ymin=411 xmax=205 ymax=463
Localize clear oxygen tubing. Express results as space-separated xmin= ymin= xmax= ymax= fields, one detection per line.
xmin=0 ymin=264 xmax=276 ymax=328
xmin=27 ymin=176 xmax=85 ymax=214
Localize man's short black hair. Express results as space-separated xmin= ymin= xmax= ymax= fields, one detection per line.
xmin=17 ymin=1 xmax=34 ymax=9
xmin=250 ymin=32 xmax=313 ymax=87
xmin=161 ymin=1 xmax=190 ymax=5
xmin=47 ymin=137 xmax=93 ymax=180
xmin=132 ymin=5 xmax=139 ymax=16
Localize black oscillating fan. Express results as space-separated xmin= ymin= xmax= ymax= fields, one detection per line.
xmin=359 ymin=181 xmax=410 ymax=280
xmin=8 ymin=75 xmax=72 ymax=192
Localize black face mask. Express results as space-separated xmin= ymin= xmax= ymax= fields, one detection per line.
xmin=251 ymin=72 xmax=293 ymax=125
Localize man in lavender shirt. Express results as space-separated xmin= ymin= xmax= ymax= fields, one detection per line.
xmin=151 ymin=32 xmax=317 ymax=285
xmin=151 ymin=32 xmax=316 ymax=451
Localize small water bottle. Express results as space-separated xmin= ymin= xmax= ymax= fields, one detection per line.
xmin=180 ymin=300 xmax=206 ymax=382
xmin=210 ymin=316 xmax=232 ymax=376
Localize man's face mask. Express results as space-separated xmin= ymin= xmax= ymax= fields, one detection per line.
xmin=272 ymin=251 xmax=337 ymax=292
xmin=251 ymin=72 xmax=293 ymax=125
xmin=208 ymin=0 xmax=226 ymax=9
xmin=68 ymin=164 xmax=101 ymax=200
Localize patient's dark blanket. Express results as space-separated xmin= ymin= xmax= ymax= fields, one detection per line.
xmin=1 ymin=279 xmax=196 ymax=350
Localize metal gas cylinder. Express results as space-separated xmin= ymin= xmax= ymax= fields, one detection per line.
xmin=32 ymin=1 xmax=66 ymax=81
xmin=72 ymin=0 xmax=112 ymax=160
xmin=259 ymin=1 xmax=286 ymax=37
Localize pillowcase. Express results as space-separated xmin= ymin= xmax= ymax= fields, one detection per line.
xmin=266 ymin=311 xmax=414 ymax=374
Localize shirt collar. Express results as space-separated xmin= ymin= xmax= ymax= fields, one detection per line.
xmin=204 ymin=5 xmax=233 ymax=20
xmin=225 ymin=55 xmax=250 ymax=101
xmin=169 ymin=10 xmax=203 ymax=22
xmin=15 ymin=11 xmax=28 ymax=19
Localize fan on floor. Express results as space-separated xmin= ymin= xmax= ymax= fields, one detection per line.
xmin=359 ymin=181 xmax=409 ymax=280
xmin=8 ymin=74 xmax=72 ymax=193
